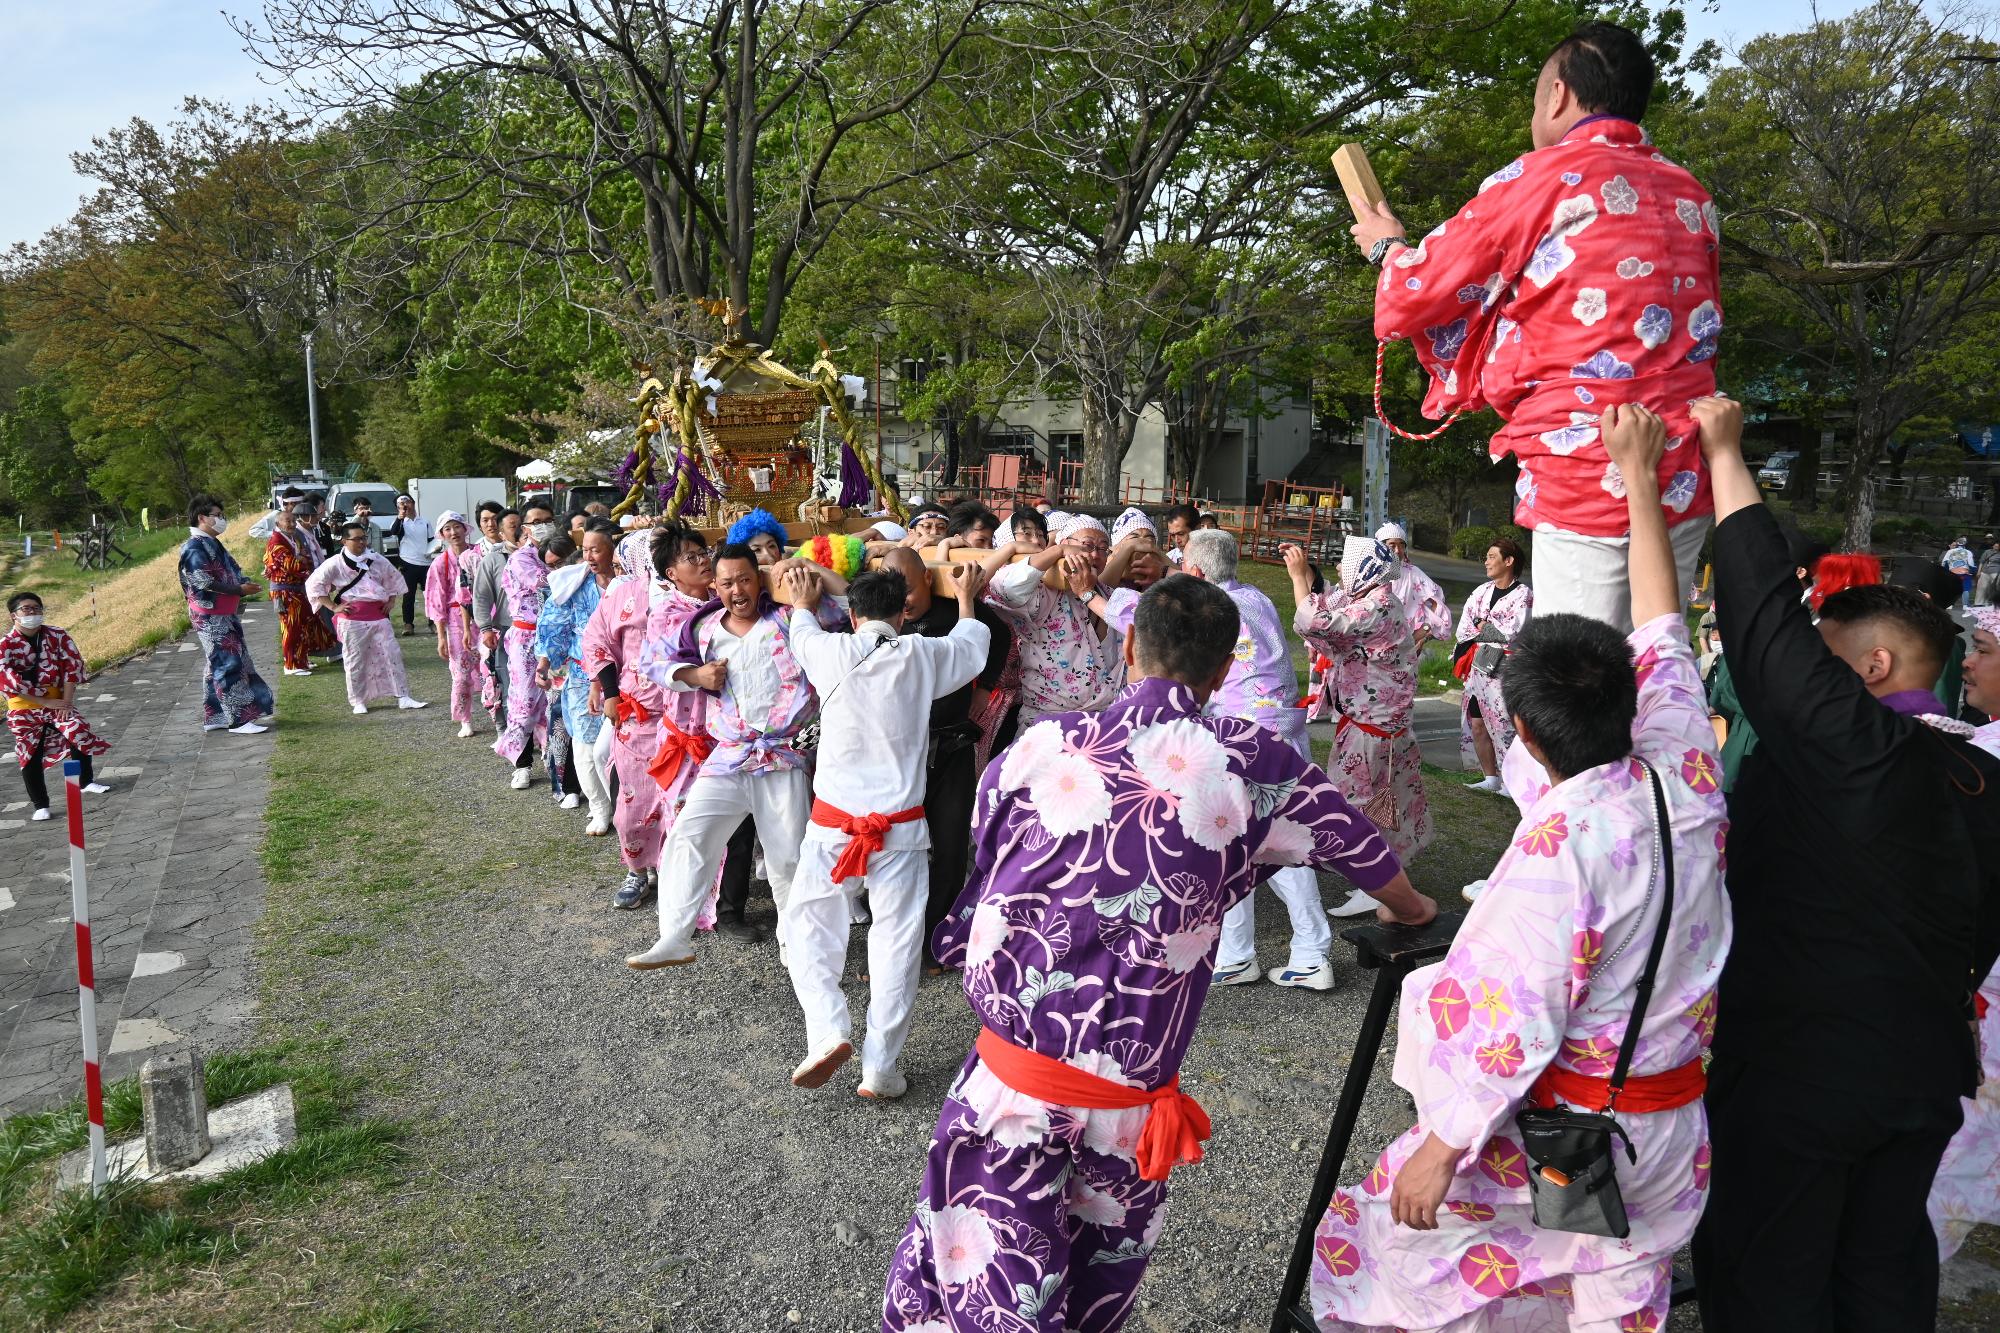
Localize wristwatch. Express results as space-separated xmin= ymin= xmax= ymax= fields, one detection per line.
xmin=1367 ymin=235 xmax=1407 ymax=267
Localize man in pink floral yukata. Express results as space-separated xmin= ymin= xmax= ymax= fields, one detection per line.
xmin=1309 ymin=403 xmax=1731 ymax=1333
xmin=983 ymin=513 xmax=1125 ymax=725
xmin=882 ymin=574 xmax=1438 ymax=1333
xmin=1351 ymin=21 xmax=1720 ymax=630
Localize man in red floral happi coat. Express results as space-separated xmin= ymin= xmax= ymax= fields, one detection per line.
xmin=1352 ymin=21 xmax=1721 ymax=631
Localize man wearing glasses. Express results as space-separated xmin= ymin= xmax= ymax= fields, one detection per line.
xmin=984 ymin=512 xmax=1125 ymax=726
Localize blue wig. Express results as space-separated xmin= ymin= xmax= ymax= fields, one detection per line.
xmin=725 ymin=507 xmax=788 ymax=549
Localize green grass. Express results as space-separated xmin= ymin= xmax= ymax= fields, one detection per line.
xmin=11 ymin=525 xmax=185 ymax=604
xmin=0 ymin=1042 xmax=402 ymax=1330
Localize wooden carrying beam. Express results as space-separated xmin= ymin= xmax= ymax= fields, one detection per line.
xmin=1331 ymin=143 xmax=1386 ymax=220
xmin=757 ymin=551 xmax=1065 ymax=604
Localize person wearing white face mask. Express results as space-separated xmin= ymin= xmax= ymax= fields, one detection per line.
xmin=178 ymin=495 xmax=274 ymax=735
xmin=2 ymin=591 xmax=113 ymax=819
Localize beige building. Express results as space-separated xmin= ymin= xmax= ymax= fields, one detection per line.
xmin=865 ymin=379 xmax=1313 ymax=504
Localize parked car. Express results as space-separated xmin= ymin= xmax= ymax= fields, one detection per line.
xmin=324 ymin=481 xmax=402 ymax=530
xmin=1757 ymin=451 xmax=1800 ymax=490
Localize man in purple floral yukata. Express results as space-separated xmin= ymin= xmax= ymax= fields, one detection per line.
xmin=881 ymin=574 xmax=1438 ymax=1333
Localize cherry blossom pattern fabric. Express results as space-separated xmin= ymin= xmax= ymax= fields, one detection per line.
xmin=425 ymin=551 xmax=481 ymax=723
xmin=1457 ymin=580 xmax=1534 ymax=767
xmin=492 ymin=544 xmax=552 ymax=764
xmin=1375 ymin=117 xmax=1721 ymax=538
xmin=1929 ymin=715 xmax=2000 ymax=1260
xmin=1310 ymin=613 xmax=1732 ymax=1333
xmin=580 ymin=578 xmax=684 ymax=870
xmin=1209 ymin=577 xmax=1308 ymax=748
xmin=1385 ymin=562 xmax=1453 ymax=644
xmin=984 ymin=561 xmax=1125 ymax=724
xmin=883 ymin=676 xmax=1404 ymax=1332
xmin=0 ymin=626 xmax=110 ymax=768
xmin=1295 ymin=583 xmax=1433 ymax=861
xmin=638 ymin=599 xmax=819 ymax=777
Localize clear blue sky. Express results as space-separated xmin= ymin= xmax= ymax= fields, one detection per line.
xmin=0 ymin=0 xmax=1865 ymax=251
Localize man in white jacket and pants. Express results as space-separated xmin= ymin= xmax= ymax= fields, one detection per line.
xmin=781 ymin=560 xmax=991 ymax=1099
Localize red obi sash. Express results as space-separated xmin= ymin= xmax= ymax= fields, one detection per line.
xmin=511 ymin=619 xmax=538 ymax=631
xmin=810 ymin=798 xmax=924 ymax=883
xmin=974 ymin=1028 xmax=1211 ymax=1182
xmin=1527 ymin=1057 xmax=1707 ymax=1114
xmin=336 ymin=599 xmax=389 ymax=623
xmin=194 ymin=593 xmax=242 ymax=618
xmin=649 ymin=714 xmax=713 ymax=790
xmin=611 ymin=694 xmax=651 ymax=728
xmin=1337 ymin=714 xmax=1407 ymax=740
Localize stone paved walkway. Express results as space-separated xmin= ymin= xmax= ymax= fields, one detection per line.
xmin=0 ymin=607 xmax=275 ymax=1114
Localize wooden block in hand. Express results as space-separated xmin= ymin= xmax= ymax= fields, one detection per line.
xmin=1331 ymin=143 xmax=1386 ymax=220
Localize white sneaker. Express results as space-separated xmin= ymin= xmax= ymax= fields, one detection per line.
xmin=457 ymin=721 xmax=474 ymax=739
xmin=791 ymin=1038 xmax=854 ymax=1089
xmin=559 ymin=793 xmax=582 ymax=810
xmin=1268 ymin=962 xmax=1338 ymax=991
xmin=1462 ymin=879 xmax=1488 ymax=903
xmin=584 ymin=810 xmax=611 ymax=836
xmin=202 ymin=722 xmax=227 ymax=732
xmin=352 ymin=704 xmax=369 ymax=715
xmin=397 ymin=697 xmax=428 ymax=710
xmin=1213 ymin=958 xmax=1260 ymax=986
xmin=284 ymin=667 xmax=313 ymax=677
xmin=858 ymin=1067 xmax=908 ymax=1100
xmin=1328 ymin=890 xmax=1380 ymax=919
xmin=227 ymin=722 xmax=269 ymax=735
xmin=81 ymin=783 xmax=110 ymax=795
xmin=30 ymin=807 xmax=51 ymax=821
xmin=509 ymin=768 xmax=532 ymax=790
xmin=1465 ymin=775 xmax=1504 ymax=793
xmin=625 ymin=937 xmax=696 ymax=970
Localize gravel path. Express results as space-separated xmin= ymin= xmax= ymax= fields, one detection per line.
xmin=264 ymin=641 xmax=1493 ymax=1331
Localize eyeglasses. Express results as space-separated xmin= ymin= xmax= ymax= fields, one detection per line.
xmin=1068 ymin=540 xmax=1110 ymax=557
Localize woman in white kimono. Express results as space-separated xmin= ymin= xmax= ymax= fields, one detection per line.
xmin=1455 ymin=538 xmax=1532 ymax=793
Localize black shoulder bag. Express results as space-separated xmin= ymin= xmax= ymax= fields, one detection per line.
xmin=1514 ymin=761 xmax=1675 ymax=1240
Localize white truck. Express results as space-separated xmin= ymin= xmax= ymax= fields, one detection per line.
xmin=408 ymin=477 xmax=509 ymax=525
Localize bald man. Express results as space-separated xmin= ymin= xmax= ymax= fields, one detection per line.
xmin=882 ymin=547 xmax=1016 ymax=968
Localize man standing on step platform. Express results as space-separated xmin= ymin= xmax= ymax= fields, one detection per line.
xmin=1690 ymin=396 xmax=2000 ymax=1331
xmin=881 ymin=575 xmax=1434 ymax=1333
xmin=1350 ymin=20 xmax=1719 ymax=629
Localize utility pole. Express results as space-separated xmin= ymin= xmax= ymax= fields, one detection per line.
xmin=302 ymin=331 xmax=323 ymax=477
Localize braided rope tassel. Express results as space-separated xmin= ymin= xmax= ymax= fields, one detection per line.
xmin=1373 ymin=339 xmax=1466 ymax=441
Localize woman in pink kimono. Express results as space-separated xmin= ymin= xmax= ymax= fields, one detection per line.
xmin=1311 ymin=406 xmax=1731 ymax=1333
xmin=1928 ymin=605 xmax=2000 ymax=1259
xmin=424 ymin=512 xmax=482 ymax=736
xmin=581 ymin=523 xmax=713 ymax=911
xmin=1285 ymin=538 xmax=1433 ymax=862
xmin=493 ymin=540 xmax=551 ymax=784
xmin=1455 ymin=538 xmax=1532 ymax=792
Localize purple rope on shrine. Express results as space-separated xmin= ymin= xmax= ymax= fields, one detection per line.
xmin=838 ymin=441 xmax=871 ymax=509
xmin=612 ymin=449 xmax=639 ymax=490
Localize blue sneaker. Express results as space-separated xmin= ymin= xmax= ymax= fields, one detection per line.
xmin=1267 ymin=962 xmax=1337 ymax=991
xmin=1213 ymin=958 xmax=1260 ymax=987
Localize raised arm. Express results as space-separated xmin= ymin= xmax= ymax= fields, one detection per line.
xmin=1602 ymin=403 xmax=1676 ymax=625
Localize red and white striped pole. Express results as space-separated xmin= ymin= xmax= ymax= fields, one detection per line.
xmin=65 ymin=758 xmax=106 ymax=1195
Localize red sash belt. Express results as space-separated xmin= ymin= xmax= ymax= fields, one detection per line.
xmin=811 ymin=798 xmax=924 ymax=883
xmin=612 ymin=694 xmax=651 ymax=728
xmin=511 ymin=619 xmax=538 ymax=631
xmin=1527 ymin=1057 xmax=1707 ymax=1114
xmin=336 ymin=599 xmax=389 ymax=623
xmin=649 ymin=714 xmax=713 ymax=790
xmin=1337 ymin=713 xmax=1407 ymax=740
xmin=194 ymin=593 xmax=242 ymax=618
xmin=974 ymin=1028 xmax=1211 ymax=1182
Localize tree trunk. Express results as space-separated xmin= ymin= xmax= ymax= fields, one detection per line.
xmin=1079 ymin=379 xmax=1137 ymax=505
xmin=1838 ymin=404 xmax=1889 ymax=549
xmin=1788 ymin=426 xmax=1822 ymax=514
xmin=941 ymin=416 xmax=960 ymax=488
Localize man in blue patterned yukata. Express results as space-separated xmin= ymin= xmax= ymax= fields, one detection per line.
xmin=881 ymin=574 xmax=1438 ymax=1333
